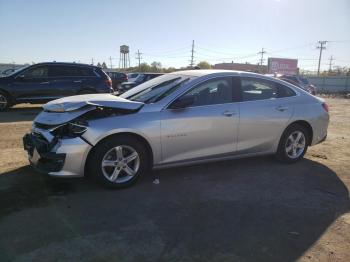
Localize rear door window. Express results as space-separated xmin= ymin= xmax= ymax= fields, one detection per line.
xmin=49 ymin=65 xmax=70 ymax=77
xmin=241 ymin=77 xmax=295 ymax=101
xmin=49 ymin=65 xmax=95 ymax=77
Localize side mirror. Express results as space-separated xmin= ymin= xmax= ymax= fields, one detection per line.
xmin=169 ymin=96 xmax=195 ymax=109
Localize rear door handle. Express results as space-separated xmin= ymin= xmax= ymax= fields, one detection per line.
xmin=222 ymin=110 xmax=236 ymax=117
xmin=40 ymin=81 xmax=50 ymax=84
xmin=74 ymin=80 xmax=82 ymax=83
xmin=276 ymin=106 xmax=288 ymax=112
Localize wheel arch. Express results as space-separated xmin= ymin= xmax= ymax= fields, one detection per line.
xmin=284 ymin=120 xmax=314 ymax=146
xmin=0 ymin=88 xmax=14 ymax=104
xmin=85 ymin=131 xmax=154 ymax=176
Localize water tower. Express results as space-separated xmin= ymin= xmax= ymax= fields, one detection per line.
xmin=119 ymin=45 xmax=130 ymax=68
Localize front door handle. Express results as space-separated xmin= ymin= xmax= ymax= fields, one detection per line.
xmin=74 ymin=80 xmax=82 ymax=83
xmin=40 ymin=81 xmax=50 ymax=84
xmin=276 ymin=106 xmax=288 ymax=112
xmin=222 ymin=110 xmax=236 ymax=117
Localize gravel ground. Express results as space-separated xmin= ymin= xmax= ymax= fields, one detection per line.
xmin=0 ymin=98 xmax=349 ymax=262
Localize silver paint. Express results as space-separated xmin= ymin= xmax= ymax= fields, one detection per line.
xmin=26 ymin=70 xmax=329 ymax=178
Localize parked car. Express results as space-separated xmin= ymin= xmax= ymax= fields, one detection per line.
xmin=119 ymin=73 xmax=163 ymax=92
xmin=0 ymin=62 xmax=113 ymax=111
xmin=23 ymin=70 xmax=329 ymax=188
xmin=127 ymin=73 xmax=141 ymax=82
xmin=106 ymin=71 xmax=128 ymax=91
xmin=277 ymin=75 xmax=316 ymax=95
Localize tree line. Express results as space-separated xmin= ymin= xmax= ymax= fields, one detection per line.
xmin=96 ymin=61 xmax=212 ymax=73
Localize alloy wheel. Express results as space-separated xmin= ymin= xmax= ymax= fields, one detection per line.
xmin=0 ymin=94 xmax=8 ymax=110
xmin=285 ymin=131 xmax=306 ymax=159
xmin=101 ymin=145 xmax=140 ymax=183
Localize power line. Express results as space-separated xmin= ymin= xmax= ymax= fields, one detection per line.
xmin=142 ymin=46 xmax=191 ymax=55
xmin=317 ymin=40 xmax=327 ymax=76
xmin=109 ymin=56 xmax=113 ymax=69
xmin=189 ymin=40 xmax=195 ymax=68
xmin=329 ymin=55 xmax=334 ymax=71
xmin=258 ymin=48 xmax=266 ymax=65
xmin=135 ymin=49 xmax=143 ymax=69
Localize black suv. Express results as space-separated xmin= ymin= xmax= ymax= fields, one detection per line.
xmin=0 ymin=62 xmax=113 ymax=111
xmin=105 ymin=71 xmax=128 ymax=90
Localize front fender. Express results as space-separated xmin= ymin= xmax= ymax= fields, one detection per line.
xmin=82 ymin=113 xmax=162 ymax=164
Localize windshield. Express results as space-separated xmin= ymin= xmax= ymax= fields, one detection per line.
xmin=300 ymin=77 xmax=309 ymax=85
xmin=121 ymin=74 xmax=193 ymax=103
xmin=134 ymin=74 xmax=146 ymax=82
xmin=5 ymin=65 xmax=30 ymax=76
xmin=128 ymin=73 xmax=139 ymax=78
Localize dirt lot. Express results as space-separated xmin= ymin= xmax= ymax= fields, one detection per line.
xmin=0 ymin=99 xmax=349 ymax=262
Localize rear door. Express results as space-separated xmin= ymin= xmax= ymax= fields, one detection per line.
xmin=160 ymin=76 xmax=240 ymax=164
xmin=49 ymin=65 xmax=87 ymax=97
xmin=237 ymin=77 xmax=296 ymax=154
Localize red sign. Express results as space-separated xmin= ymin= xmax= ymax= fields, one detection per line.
xmin=268 ymin=58 xmax=298 ymax=75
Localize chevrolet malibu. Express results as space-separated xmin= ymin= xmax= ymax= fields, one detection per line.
xmin=23 ymin=70 xmax=329 ymax=188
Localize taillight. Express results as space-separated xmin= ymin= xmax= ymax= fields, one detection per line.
xmin=322 ymin=102 xmax=329 ymax=113
xmin=105 ymin=78 xmax=112 ymax=87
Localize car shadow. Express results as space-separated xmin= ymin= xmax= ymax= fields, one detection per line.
xmin=0 ymin=157 xmax=349 ymax=261
xmin=0 ymin=106 xmax=42 ymax=123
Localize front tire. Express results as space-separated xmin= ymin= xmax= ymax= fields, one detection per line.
xmin=0 ymin=91 xmax=12 ymax=111
xmin=88 ymin=135 xmax=149 ymax=188
xmin=276 ymin=124 xmax=309 ymax=163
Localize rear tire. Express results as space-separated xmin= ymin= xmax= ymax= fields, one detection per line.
xmin=276 ymin=124 xmax=309 ymax=163
xmin=88 ymin=135 xmax=149 ymax=189
xmin=0 ymin=91 xmax=12 ymax=111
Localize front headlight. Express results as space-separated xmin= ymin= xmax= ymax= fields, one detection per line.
xmin=68 ymin=122 xmax=88 ymax=135
xmin=50 ymin=121 xmax=88 ymax=138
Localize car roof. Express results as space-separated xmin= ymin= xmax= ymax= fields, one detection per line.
xmin=169 ymin=69 xmax=266 ymax=78
xmin=34 ymin=62 xmax=99 ymax=69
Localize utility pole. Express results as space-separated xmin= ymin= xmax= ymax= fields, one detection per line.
xmin=317 ymin=40 xmax=327 ymax=76
xmin=91 ymin=58 xmax=94 ymax=65
xmin=109 ymin=56 xmax=113 ymax=69
xmin=189 ymin=40 xmax=195 ymax=68
xmin=135 ymin=49 xmax=143 ymax=69
xmin=258 ymin=48 xmax=266 ymax=66
xmin=328 ymin=55 xmax=334 ymax=72
xmin=257 ymin=48 xmax=266 ymax=73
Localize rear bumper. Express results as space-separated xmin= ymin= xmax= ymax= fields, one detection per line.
xmin=23 ymin=133 xmax=92 ymax=178
xmin=310 ymin=112 xmax=329 ymax=146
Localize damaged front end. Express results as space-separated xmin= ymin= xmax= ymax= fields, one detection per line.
xmin=23 ymin=94 xmax=144 ymax=176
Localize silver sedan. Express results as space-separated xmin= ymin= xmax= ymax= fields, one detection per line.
xmin=23 ymin=70 xmax=329 ymax=188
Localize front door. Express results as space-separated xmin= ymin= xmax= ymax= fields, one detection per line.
xmin=160 ymin=76 xmax=240 ymax=164
xmin=11 ymin=65 xmax=54 ymax=102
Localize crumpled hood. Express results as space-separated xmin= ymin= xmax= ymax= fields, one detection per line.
xmin=43 ymin=94 xmax=143 ymax=112
xmin=35 ymin=94 xmax=144 ymax=126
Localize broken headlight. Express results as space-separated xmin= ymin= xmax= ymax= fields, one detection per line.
xmin=50 ymin=121 xmax=88 ymax=138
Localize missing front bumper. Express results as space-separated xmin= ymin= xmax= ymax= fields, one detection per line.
xmin=23 ymin=133 xmax=66 ymax=173
xmin=23 ymin=133 xmax=92 ymax=177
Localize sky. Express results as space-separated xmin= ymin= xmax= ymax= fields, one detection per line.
xmin=0 ymin=0 xmax=349 ymax=71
